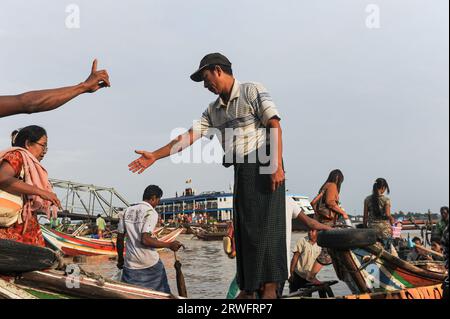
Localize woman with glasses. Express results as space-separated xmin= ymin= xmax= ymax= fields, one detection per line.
xmin=0 ymin=125 xmax=61 ymax=246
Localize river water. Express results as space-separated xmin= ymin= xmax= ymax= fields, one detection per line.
xmin=72 ymin=232 xmax=354 ymax=299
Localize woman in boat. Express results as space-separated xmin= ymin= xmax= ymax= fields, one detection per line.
xmin=306 ymin=169 xmax=349 ymax=283
xmin=0 ymin=126 xmax=61 ymax=247
xmin=311 ymin=169 xmax=349 ymax=226
xmin=363 ymin=178 xmax=395 ymax=250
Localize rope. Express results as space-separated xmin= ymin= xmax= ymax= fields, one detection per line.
xmin=53 ymin=251 xmax=107 ymax=286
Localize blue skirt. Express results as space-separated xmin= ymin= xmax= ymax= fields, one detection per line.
xmin=122 ymin=259 xmax=171 ymax=294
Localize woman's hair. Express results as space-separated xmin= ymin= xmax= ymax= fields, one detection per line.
xmin=371 ymin=178 xmax=390 ymax=217
xmin=11 ymin=125 xmax=47 ymax=148
xmin=319 ymin=169 xmax=344 ymax=193
xmin=440 ymin=206 xmax=449 ymax=215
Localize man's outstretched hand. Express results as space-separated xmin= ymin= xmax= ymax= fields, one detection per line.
xmin=83 ymin=59 xmax=111 ymax=93
xmin=128 ymin=150 xmax=157 ymax=174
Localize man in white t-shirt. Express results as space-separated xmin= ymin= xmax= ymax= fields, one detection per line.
xmin=289 ymin=230 xmax=322 ymax=296
xmin=116 ymin=185 xmax=184 ymax=293
xmin=285 ymin=197 xmax=331 ymax=272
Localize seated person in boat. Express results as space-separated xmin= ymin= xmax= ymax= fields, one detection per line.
xmin=306 ymin=170 xmax=349 ymax=284
xmin=430 ymin=240 xmax=445 ymax=261
xmin=0 ymin=126 xmax=61 ymax=246
xmin=289 ymin=230 xmax=322 ymax=296
xmin=363 ymin=178 xmax=396 ymax=251
xmin=116 ymin=185 xmax=184 ymax=293
xmin=407 ymin=237 xmax=431 ymax=261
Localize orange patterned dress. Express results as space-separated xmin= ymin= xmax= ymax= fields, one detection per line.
xmin=0 ymin=151 xmax=45 ymax=247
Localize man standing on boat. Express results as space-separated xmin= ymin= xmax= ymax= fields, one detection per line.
xmin=116 ymin=185 xmax=184 ymax=293
xmin=96 ymin=214 xmax=107 ymax=239
xmin=129 ymin=53 xmax=286 ymax=299
xmin=0 ymin=60 xmax=110 ymax=118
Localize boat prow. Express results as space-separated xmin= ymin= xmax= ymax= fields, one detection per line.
xmin=317 ymin=229 xmax=447 ymax=296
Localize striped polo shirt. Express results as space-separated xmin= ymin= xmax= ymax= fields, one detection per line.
xmin=193 ymin=80 xmax=281 ymax=158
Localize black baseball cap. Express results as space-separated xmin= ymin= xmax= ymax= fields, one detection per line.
xmin=190 ymin=53 xmax=232 ymax=82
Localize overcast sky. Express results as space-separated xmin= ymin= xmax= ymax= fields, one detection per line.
xmin=0 ymin=0 xmax=448 ymax=215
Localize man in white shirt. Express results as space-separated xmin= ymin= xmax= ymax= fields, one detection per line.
xmin=289 ymin=230 xmax=322 ymax=296
xmin=276 ymin=198 xmax=331 ymax=297
xmin=116 ymin=185 xmax=184 ymax=293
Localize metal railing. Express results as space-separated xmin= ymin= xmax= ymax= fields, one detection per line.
xmin=49 ymin=178 xmax=130 ymax=219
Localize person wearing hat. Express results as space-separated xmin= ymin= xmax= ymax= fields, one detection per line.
xmin=129 ymin=53 xmax=287 ymax=299
xmin=0 ymin=59 xmax=110 ymax=118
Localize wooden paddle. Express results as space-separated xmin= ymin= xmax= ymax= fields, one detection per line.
xmin=173 ymin=252 xmax=188 ymax=298
xmin=415 ymin=244 xmax=444 ymax=259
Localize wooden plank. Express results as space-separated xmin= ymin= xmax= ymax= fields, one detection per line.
xmin=15 ymin=270 xmax=176 ymax=299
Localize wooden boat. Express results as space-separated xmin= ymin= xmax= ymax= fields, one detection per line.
xmin=42 ymin=226 xmax=184 ymax=257
xmin=342 ymin=283 xmax=444 ymax=299
xmin=191 ymin=226 xmax=227 ymax=241
xmin=0 ymin=239 xmax=181 ymax=299
xmin=319 ymin=229 xmax=446 ymax=295
xmin=285 ymin=282 xmax=444 ymax=300
xmin=328 ymin=246 xmax=446 ymax=295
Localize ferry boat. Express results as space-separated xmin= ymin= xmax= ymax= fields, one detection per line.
xmin=155 ymin=188 xmax=314 ymax=223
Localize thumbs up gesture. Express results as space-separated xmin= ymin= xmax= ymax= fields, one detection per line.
xmin=83 ymin=59 xmax=111 ymax=93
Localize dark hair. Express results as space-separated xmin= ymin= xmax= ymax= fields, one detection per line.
xmin=143 ymin=185 xmax=163 ymax=201
xmin=440 ymin=206 xmax=449 ymax=215
xmin=319 ymin=169 xmax=344 ymax=194
xmin=412 ymin=237 xmax=422 ymax=244
xmin=97 ymin=214 xmax=101 ymax=218
xmin=431 ymin=237 xmax=442 ymax=244
xmin=11 ymin=125 xmax=47 ymax=148
xmin=207 ymin=64 xmax=233 ymax=77
xmin=371 ymin=178 xmax=390 ymax=218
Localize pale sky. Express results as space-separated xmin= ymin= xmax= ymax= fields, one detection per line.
xmin=0 ymin=0 xmax=448 ymax=215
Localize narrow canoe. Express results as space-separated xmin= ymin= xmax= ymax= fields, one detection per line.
xmin=42 ymin=227 xmax=184 ymax=257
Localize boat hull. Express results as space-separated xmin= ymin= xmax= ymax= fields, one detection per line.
xmin=343 ymin=284 xmax=444 ymax=299
xmin=330 ymin=244 xmax=446 ymax=295
xmin=2 ymin=269 xmax=179 ymax=299
xmin=42 ymin=227 xmax=184 ymax=257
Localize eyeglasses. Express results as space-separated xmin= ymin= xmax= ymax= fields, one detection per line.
xmin=34 ymin=142 xmax=48 ymax=151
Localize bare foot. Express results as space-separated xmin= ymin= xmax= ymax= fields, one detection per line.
xmin=261 ymin=283 xmax=279 ymax=299
xmin=236 ymin=291 xmax=255 ymax=299
xmin=261 ymin=292 xmax=278 ymax=299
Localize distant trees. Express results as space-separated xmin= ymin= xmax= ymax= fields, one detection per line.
xmin=392 ymin=211 xmax=440 ymax=220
